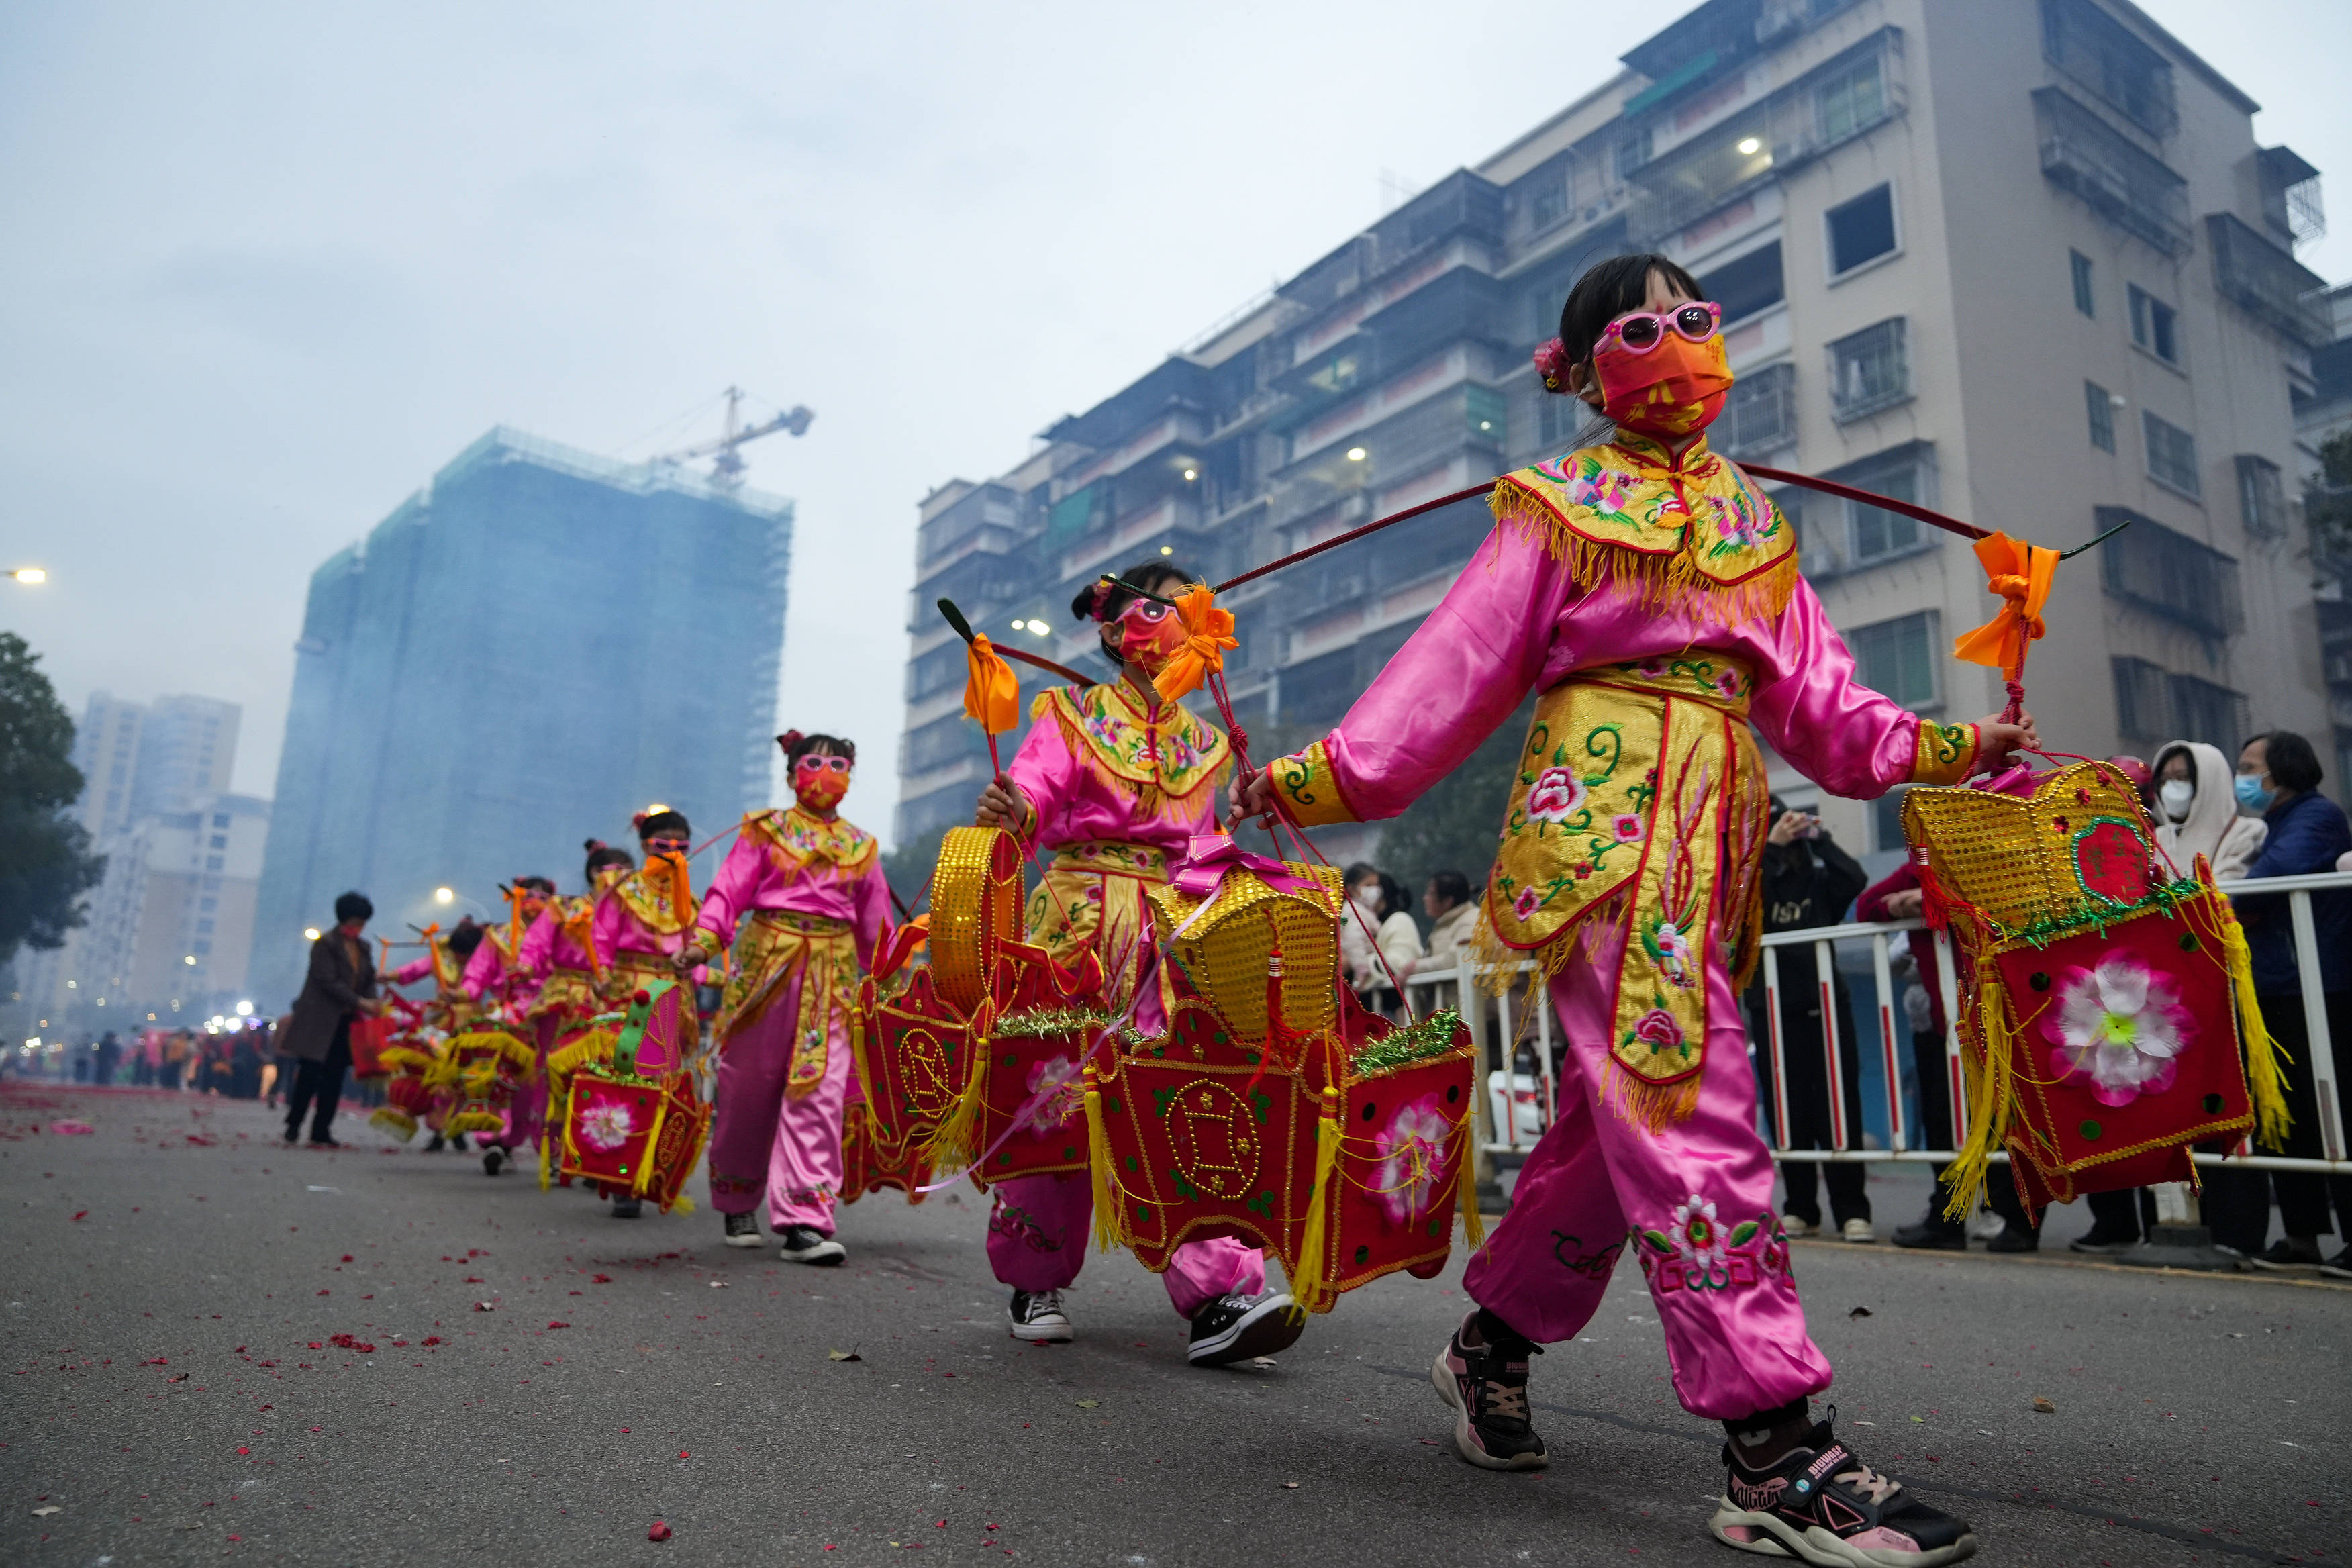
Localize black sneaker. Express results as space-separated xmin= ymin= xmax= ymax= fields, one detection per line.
xmin=482 ymin=1148 xmax=505 ymax=1177
xmin=610 ymin=1196 xmax=643 ymax=1219
xmin=1429 ymin=1310 xmax=1547 ymax=1471
xmin=1186 ymin=1291 xmax=1305 ymax=1367
xmin=1006 ymin=1288 xmax=1073 ymax=1342
xmin=1713 ymin=1412 xmax=1977 ymax=1564
xmin=777 ymin=1225 xmax=846 ymax=1265
xmin=450 ymin=1133 xmax=470 ymax=1153
xmin=722 ymin=1212 xmax=763 ymax=1249
xmin=2067 ymin=1224 xmax=2138 ymax=1255
xmin=1890 ymin=1216 xmax=1966 ymax=1252
xmin=1983 ymin=1224 xmax=2038 ymax=1253
xmin=307 ymin=1136 xmax=342 ymax=1149
xmin=2320 ymin=1247 xmax=2352 ymax=1281
xmin=424 ymin=1134 xmax=446 ymax=1153
xmin=2249 ymin=1238 xmax=2323 ymax=1271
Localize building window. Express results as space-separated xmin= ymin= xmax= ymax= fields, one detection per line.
xmin=1825 ymin=185 xmax=1897 ymax=276
xmin=1849 ymin=611 xmax=1942 ymax=709
xmin=2235 ymin=454 xmax=2286 ymax=540
xmin=1830 ymin=442 xmax=1936 ymax=568
xmin=207 ymin=834 xmax=227 ymax=850
xmin=2098 ymin=507 xmax=2243 ymax=638
xmin=1871 ymin=785 xmax=1913 ymax=854
xmin=1714 ymin=362 xmax=1798 ymax=459
xmin=2128 ymin=283 xmax=2179 ymax=364
xmin=1465 ymin=385 xmax=1506 ymax=444
xmin=2142 ymin=410 xmax=2200 ymax=497
xmin=2032 ymin=87 xmax=2191 ymax=256
xmin=2069 ymin=250 xmax=2095 ymax=317
xmin=2040 ymin=0 xmax=2177 ymax=140
xmin=1815 ymin=55 xmax=1885 ymax=143
xmin=196 ymin=919 xmax=215 ymax=935
xmin=1529 ymin=172 xmax=1569 ymax=232
xmin=1614 ymin=126 xmax=1653 ymax=179
xmin=2085 ymin=381 xmax=2116 ymax=452
xmin=1538 ymin=393 xmax=1596 ymax=450
xmin=1826 ymin=317 xmax=1911 ymax=422
xmin=1698 ymin=240 xmax=1785 ymax=326
xmin=204 ymin=855 xmax=224 ymax=871
xmin=211 ymin=813 xmax=230 ymax=828
xmin=2113 ymin=658 xmax=2248 ymax=750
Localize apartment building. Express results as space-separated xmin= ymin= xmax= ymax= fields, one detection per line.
xmin=896 ymin=0 xmax=2331 ymax=865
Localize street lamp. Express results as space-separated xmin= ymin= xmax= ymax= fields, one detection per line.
xmin=434 ymin=887 xmax=455 ymax=905
xmin=304 ymin=926 xmax=321 ymax=941
xmin=9 ymin=567 xmax=45 ymax=585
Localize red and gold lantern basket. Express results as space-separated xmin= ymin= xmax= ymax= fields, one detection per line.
xmin=1904 ymin=759 xmax=2288 ymax=1215
xmin=556 ymin=981 xmax=710 ymax=1212
xmin=934 ymin=939 xmax=1108 ymax=1189
xmin=442 ymin=1029 xmax=538 ymax=1137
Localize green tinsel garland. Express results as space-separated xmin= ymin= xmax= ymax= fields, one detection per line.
xmin=1351 ymin=1010 xmax=1467 ymax=1076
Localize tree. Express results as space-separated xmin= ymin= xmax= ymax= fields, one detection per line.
xmin=2307 ymin=429 xmax=2352 ymax=571
xmin=0 ymin=632 xmax=105 ymax=968
xmin=1366 ymin=696 xmax=1535 ymax=918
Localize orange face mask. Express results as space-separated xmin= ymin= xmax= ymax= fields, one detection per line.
xmin=1115 ymin=599 xmax=1186 ymax=676
xmin=793 ymin=754 xmax=852 ymax=812
xmin=1593 ymin=304 xmax=1734 ymax=438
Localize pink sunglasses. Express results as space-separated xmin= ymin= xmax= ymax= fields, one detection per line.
xmin=1599 ymin=301 xmax=1722 ymax=354
xmin=795 ymin=755 xmax=852 ymax=774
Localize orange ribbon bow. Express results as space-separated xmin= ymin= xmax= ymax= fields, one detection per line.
xmin=963 ymin=634 xmax=1020 ymax=736
xmin=1153 ymin=585 xmax=1240 ymax=703
xmin=1951 ymin=531 xmax=2059 ymax=681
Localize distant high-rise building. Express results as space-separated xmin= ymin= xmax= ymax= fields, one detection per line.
xmin=250 ymin=426 xmax=795 ymax=1012
xmin=68 ymin=691 xmax=147 ymax=841
xmin=897 ymin=0 xmax=2332 ymax=869
xmin=131 ymin=695 xmax=240 ymax=823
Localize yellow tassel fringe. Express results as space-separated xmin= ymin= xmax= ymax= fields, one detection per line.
xmin=1490 ymin=481 xmax=1799 ymax=629
xmin=1940 ymin=987 xmax=2019 ymax=1222
xmin=1290 ymin=1087 xmax=1346 ymax=1314
xmin=1083 ymin=1067 xmax=1127 ymax=1252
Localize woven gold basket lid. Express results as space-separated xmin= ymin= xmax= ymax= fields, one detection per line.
xmin=930 ymin=826 xmax=1022 ymax=1015
xmin=1148 ymin=861 xmax=1344 ymax=1044
xmin=1899 ymin=759 xmax=2161 ymax=936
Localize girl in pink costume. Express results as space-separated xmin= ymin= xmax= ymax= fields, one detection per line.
xmin=386 ymin=918 xmax=487 ymax=1154
xmin=456 ymin=876 xmax=556 ymax=1176
xmin=972 ymin=560 xmax=1306 ymax=1369
xmin=520 ymin=845 xmax=633 ymax=1033
xmin=587 ymin=809 xmax=703 ymax=1218
xmin=1239 ymin=256 xmax=2032 ymax=1565
xmin=675 ymin=732 xmax=893 ymax=1265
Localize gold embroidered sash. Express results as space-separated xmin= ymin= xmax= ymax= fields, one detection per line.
xmin=1025 ymin=840 xmax=1173 ymax=1010
xmin=1480 ymin=652 xmax=1771 ymax=1128
xmin=717 ymin=908 xmax=861 ymax=1096
xmin=530 ymin=965 xmax=598 ymax=1022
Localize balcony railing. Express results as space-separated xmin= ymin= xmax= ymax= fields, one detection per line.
xmin=1714 ymin=362 xmax=1798 ymax=458
xmin=2033 ymin=86 xmax=2190 ymax=256
xmin=2206 ymin=212 xmax=2331 ymax=348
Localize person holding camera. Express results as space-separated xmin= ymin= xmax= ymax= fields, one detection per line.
xmin=1745 ymin=801 xmax=1873 ymax=1241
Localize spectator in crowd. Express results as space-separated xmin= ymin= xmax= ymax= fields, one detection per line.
xmin=1746 ymin=800 xmax=1872 ymax=1242
xmin=1340 ymin=863 xmax=1424 ymax=1019
xmin=281 ymin=891 xmax=385 ymax=1148
xmin=2203 ymin=732 xmax=2352 ymax=1275
xmin=1408 ymin=869 xmax=1481 ymax=1010
xmin=94 ymin=1030 xmax=119 ymax=1085
xmin=265 ymin=1014 xmax=296 ymax=1108
xmin=156 ymin=1029 xmax=189 ymax=1090
xmin=229 ymin=1023 xmax=267 ymax=1099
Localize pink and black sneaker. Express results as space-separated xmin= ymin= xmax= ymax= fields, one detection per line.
xmin=1712 ymin=1414 xmax=1976 ymax=1565
xmin=1429 ymin=1310 xmax=1547 ymax=1471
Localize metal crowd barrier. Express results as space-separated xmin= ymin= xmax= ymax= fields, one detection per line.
xmin=1399 ymin=871 xmax=2352 ymax=1177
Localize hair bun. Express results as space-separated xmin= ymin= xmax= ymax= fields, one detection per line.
xmin=776 ymin=729 xmax=805 ymax=752
xmin=630 ymin=811 xmax=650 ymax=830
xmin=1532 ymin=337 xmax=1572 ymax=393
xmin=583 ymin=838 xmax=606 ymax=854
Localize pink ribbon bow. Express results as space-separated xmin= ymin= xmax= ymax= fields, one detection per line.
xmin=1169 ymin=833 xmax=1323 ymax=901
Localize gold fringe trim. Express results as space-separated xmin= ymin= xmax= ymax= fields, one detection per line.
xmin=1941 ymin=985 xmax=2020 ymax=1222
xmin=1083 ymin=1066 xmax=1127 ymax=1252
xmin=1602 ymin=1061 xmax=1702 ymax=1133
xmin=2216 ymin=895 xmax=2293 ymax=1148
xmin=1490 ymin=479 xmax=1798 ymax=628
xmin=1456 ymin=1128 xmax=1486 ymax=1251
xmin=1291 ymin=1087 xmax=1347 ymax=1314
xmin=446 ymin=1110 xmax=505 ymax=1134
xmin=1469 ymin=885 xmax=1632 ymax=997
xmin=369 ymin=1106 xmax=418 ymax=1141
xmin=925 ymin=1023 xmax=989 ymax=1174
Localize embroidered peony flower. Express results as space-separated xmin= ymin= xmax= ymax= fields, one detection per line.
xmin=2045 ymin=954 xmax=2189 ymax=1106
xmin=1020 ymin=1054 xmax=1085 ymax=1134
xmin=1570 ymin=467 xmax=1638 ymax=516
xmin=1374 ymin=1095 xmax=1453 ymax=1224
xmin=1636 ymin=656 xmax=1671 ymax=679
xmin=1512 ymin=885 xmax=1543 ymax=920
xmin=1613 ymin=814 xmax=1645 ymax=842
xmin=1714 ymin=669 xmax=1742 ymax=700
xmin=1709 ymin=493 xmax=1767 ymax=549
xmin=1572 ymin=861 xmax=1594 ymax=881
xmin=578 ymin=1099 xmax=636 ymax=1153
xmin=1651 ymin=919 xmax=1695 ymax=982
xmin=1669 ymin=1193 xmax=1725 ymax=1271
xmin=1525 ymin=767 xmax=1586 ymax=825
xmin=1632 ymin=1008 xmax=1681 ymax=1054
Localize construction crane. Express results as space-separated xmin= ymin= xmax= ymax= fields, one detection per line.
xmin=652 ymin=387 xmax=814 ymax=491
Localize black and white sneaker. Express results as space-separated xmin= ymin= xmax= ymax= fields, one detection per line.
xmin=449 ymin=1132 xmax=470 ymax=1153
xmin=1006 ymin=1288 xmax=1073 ymax=1342
xmin=777 ymin=1225 xmax=846 ymax=1265
xmin=2321 ymin=1246 xmax=2352 ymax=1281
xmin=482 ymin=1148 xmax=505 ymax=1177
xmin=423 ymin=1133 xmax=446 ymax=1153
xmin=610 ymin=1196 xmax=643 ymax=1219
xmin=1712 ymin=1412 xmax=1977 ymax=1565
xmin=1185 ymin=1291 xmax=1305 ymax=1367
xmin=1429 ymin=1310 xmax=1547 ymax=1471
xmin=722 ymin=1212 xmax=763 ymax=1248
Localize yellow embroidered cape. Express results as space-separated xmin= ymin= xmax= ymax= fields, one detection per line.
xmin=1035 ymin=682 xmax=1231 ymax=817
xmin=609 ymin=858 xmax=697 ymax=936
xmin=1489 ymin=430 xmax=1798 ymax=626
xmin=746 ymin=806 xmax=879 ymax=877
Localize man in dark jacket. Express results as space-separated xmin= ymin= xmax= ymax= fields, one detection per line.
xmin=2206 ymin=732 xmax=2352 ymax=1274
xmin=281 ymin=891 xmax=383 ymax=1147
xmin=1744 ymin=800 xmax=1872 ymax=1240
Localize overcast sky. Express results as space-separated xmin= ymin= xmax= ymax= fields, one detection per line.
xmin=3 ymin=1 xmax=2345 ymax=848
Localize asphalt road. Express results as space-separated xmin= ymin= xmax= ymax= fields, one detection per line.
xmin=3 ymin=1081 xmax=2345 ymax=1567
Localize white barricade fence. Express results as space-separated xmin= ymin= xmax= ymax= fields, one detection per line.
xmin=1396 ymin=871 xmax=2352 ymax=1175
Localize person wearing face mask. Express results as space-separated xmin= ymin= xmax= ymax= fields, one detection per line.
xmin=971 ymin=560 xmax=1306 ymax=1369
xmin=456 ymin=875 xmax=557 ymax=1175
xmin=674 ymin=733 xmax=893 ymax=1264
xmin=1340 ymin=863 xmax=1424 ymax=1018
xmin=2148 ymin=742 xmax=2267 ymax=882
xmin=520 ymin=844 xmax=633 ymax=1038
xmin=587 ymin=807 xmax=707 ymax=1217
xmin=2200 ymin=732 xmax=2352 ymax=1275
xmin=1236 ymin=253 xmax=2030 ymax=1562
xmin=386 ymin=916 xmax=489 ymax=1155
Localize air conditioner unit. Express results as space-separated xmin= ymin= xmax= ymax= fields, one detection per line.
xmin=1757 ymin=0 xmax=1806 ymax=44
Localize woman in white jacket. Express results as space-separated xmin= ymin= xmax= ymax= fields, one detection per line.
xmin=2152 ymin=740 xmax=2267 ymax=881
xmin=1340 ymin=863 xmax=1424 ymax=1019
